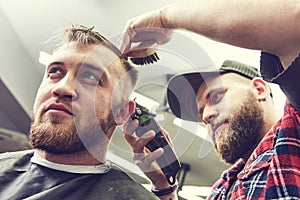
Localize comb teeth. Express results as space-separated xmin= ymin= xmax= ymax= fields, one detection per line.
xmin=130 ymin=52 xmax=160 ymax=65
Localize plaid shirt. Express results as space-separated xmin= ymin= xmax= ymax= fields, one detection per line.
xmin=208 ymin=52 xmax=300 ymax=200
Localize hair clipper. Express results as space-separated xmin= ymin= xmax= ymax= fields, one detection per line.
xmin=130 ymin=101 xmax=181 ymax=185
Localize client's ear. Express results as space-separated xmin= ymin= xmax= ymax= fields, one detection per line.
xmin=114 ymin=100 xmax=135 ymax=125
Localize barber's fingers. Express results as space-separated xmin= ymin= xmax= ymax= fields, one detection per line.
xmin=132 ymin=130 xmax=155 ymax=153
xmin=126 ymin=28 xmax=171 ymax=44
xmin=119 ymin=28 xmax=172 ymax=55
xmin=123 ymin=121 xmax=156 ymax=153
xmin=127 ymin=131 xmax=163 ymax=174
xmin=122 ymin=10 xmax=163 ymax=43
xmin=125 ymin=40 xmax=157 ymax=57
xmin=123 ymin=119 xmax=139 ymax=136
xmin=123 ymin=120 xmax=139 ymax=147
xmin=118 ymin=10 xmax=172 ymax=55
xmin=159 ymin=128 xmax=175 ymax=148
xmin=134 ymin=148 xmax=164 ymax=172
xmin=118 ymin=28 xmax=132 ymax=55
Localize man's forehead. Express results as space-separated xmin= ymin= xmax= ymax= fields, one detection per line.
xmin=198 ymin=74 xmax=223 ymax=92
xmin=197 ymin=72 xmax=251 ymax=95
xmin=196 ymin=73 xmax=236 ymax=99
xmin=54 ymin=42 xmax=117 ymax=57
xmin=49 ymin=43 xmax=122 ymax=70
xmin=200 ymin=72 xmax=249 ymax=87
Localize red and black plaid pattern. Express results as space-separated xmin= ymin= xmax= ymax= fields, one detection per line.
xmin=208 ymin=100 xmax=300 ymax=199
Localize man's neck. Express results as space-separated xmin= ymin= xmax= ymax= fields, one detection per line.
xmin=242 ymin=118 xmax=276 ymax=163
xmin=36 ymin=149 xmax=104 ymax=166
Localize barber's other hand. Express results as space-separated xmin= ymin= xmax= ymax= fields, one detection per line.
xmin=119 ymin=9 xmax=173 ymax=58
xmin=123 ymin=119 xmax=171 ymax=189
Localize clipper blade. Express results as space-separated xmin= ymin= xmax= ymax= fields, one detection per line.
xmin=130 ymin=52 xmax=160 ymax=65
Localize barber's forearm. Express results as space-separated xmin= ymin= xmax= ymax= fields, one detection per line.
xmin=161 ymin=0 xmax=300 ymax=62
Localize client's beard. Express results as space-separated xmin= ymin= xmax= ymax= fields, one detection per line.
xmin=215 ymin=91 xmax=264 ymax=164
xmin=30 ymin=112 xmax=115 ymax=154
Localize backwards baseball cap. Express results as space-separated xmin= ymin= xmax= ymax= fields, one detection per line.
xmin=167 ymin=60 xmax=262 ymax=122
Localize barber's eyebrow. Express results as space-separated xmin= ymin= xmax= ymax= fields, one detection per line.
xmin=197 ymin=87 xmax=224 ymax=108
xmin=197 ymin=91 xmax=211 ymax=122
xmin=198 ymin=90 xmax=212 ymax=104
xmin=198 ymin=89 xmax=220 ymax=123
xmin=206 ymin=87 xmax=225 ymax=99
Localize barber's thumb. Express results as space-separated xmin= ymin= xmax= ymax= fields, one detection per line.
xmin=118 ymin=32 xmax=131 ymax=54
xmin=141 ymin=130 xmax=156 ymax=140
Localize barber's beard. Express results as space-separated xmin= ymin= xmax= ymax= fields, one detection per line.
xmin=214 ymin=91 xmax=264 ymax=164
xmin=30 ymin=110 xmax=115 ymax=154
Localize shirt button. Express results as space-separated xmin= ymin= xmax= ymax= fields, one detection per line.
xmin=243 ymin=166 xmax=250 ymax=174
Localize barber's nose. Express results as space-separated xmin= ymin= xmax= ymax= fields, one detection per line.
xmin=202 ymin=106 xmax=218 ymax=124
xmin=52 ymin=75 xmax=78 ymax=100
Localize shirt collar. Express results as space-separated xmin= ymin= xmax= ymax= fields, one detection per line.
xmin=30 ymin=151 xmax=111 ymax=174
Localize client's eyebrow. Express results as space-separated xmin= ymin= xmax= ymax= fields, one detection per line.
xmin=47 ymin=61 xmax=63 ymax=68
xmin=80 ymin=62 xmax=105 ymax=73
xmin=80 ymin=62 xmax=108 ymax=82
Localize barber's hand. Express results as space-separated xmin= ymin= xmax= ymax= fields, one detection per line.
xmin=123 ymin=119 xmax=171 ymax=189
xmin=119 ymin=9 xmax=173 ymax=58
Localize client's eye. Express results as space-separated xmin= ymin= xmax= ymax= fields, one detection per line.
xmin=81 ymin=72 xmax=103 ymax=86
xmin=47 ymin=67 xmax=64 ymax=79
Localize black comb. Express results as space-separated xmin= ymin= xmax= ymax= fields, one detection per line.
xmin=129 ymin=52 xmax=160 ymax=65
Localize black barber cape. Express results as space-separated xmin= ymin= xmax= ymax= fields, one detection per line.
xmin=0 ymin=150 xmax=158 ymax=200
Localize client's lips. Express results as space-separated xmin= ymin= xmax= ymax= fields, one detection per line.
xmin=46 ymin=103 xmax=73 ymax=115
